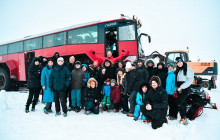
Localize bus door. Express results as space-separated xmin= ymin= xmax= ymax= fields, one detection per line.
xmin=104 ymin=28 xmax=119 ymax=57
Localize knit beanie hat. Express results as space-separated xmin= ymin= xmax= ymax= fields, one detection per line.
xmin=75 ymin=61 xmax=81 ymax=65
xmin=125 ymin=62 xmax=132 ymax=69
xmin=167 ymin=63 xmax=175 ymax=69
xmin=111 ymin=79 xmax=117 ymax=84
xmin=175 ymin=57 xmax=183 ymax=63
xmin=57 ymin=57 xmax=64 ymax=63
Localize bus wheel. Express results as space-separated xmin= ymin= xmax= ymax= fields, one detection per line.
xmin=0 ymin=69 xmax=10 ymax=91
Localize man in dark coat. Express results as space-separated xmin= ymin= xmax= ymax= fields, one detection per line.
xmin=155 ymin=61 xmax=168 ymax=89
xmin=141 ymin=76 xmax=168 ymax=129
xmin=127 ymin=59 xmax=149 ymax=117
xmin=88 ymin=60 xmax=100 ymax=80
xmin=65 ymin=56 xmax=75 ymax=109
xmin=49 ymin=57 xmax=71 ymax=117
xmin=103 ymin=59 xmax=116 ymax=80
xmin=25 ymin=57 xmax=42 ymax=113
xmin=145 ymin=60 xmax=157 ymax=82
xmin=71 ymin=61 xmax=85 ymax=112
xmin=52 ymin=52 xmax=60 ymax=66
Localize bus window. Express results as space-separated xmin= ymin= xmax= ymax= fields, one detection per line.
xmin=24 ymin=37 xmax=42 ymax=51
xmin=8 ymin=42 xmax=23 ymax=54
xmin=0 ymin=45 xmax=8 ymax=55
xmin=43 ymin=32 xmax=66 ymax=48
xmin=119 ymin=24 xmax=135 ymax=41
xmin=68 ymin=25 xmax=98 ymax=44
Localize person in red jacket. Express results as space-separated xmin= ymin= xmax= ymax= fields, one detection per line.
xmin=88 ymin=50 xmax=129 ymax=66
xmin=110 ymin=79 xmax=121 ymax=112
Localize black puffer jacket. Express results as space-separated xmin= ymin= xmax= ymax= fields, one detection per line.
xmin=155 ymin=62 xmax=168 ymax=89
xmin=103 ymin=59 xmax=116 ymax=79
xmin=144 ymin=77 xmax=168 ymax=111
xmin=133 ymin=65 xmax=149 ymax=92
xmin=122 ymin=67 xmax=136 ymax=94
xmin=83 ymin=78 xmax=100 ymax=102
xmin=27 ymin=58 xmax=41 ymax=89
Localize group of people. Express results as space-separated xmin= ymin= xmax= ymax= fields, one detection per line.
xmin=25 ymin=50 xmax=194 ymax=129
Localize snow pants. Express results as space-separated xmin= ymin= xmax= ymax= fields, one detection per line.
xmin=128 ymin=91 xmax=137 ymax=114
xmin=175 ymin=88 xmax=190 ymax=119
xmin=54 ymin=90 xmax=67 ymax=114
xmin=26 ymin=88 xmax=41 ymax=109
xmin=134 ymin=105 xmax=146 ymax=120
xmin=71 ymin=89 xmax=81 ymax=107
xmin=121 ymin=94 xmax=129 ymax=112
xmin=84 ymin=101 xmax=99 ymax=114
xmin=168 ymin=95 xmax=178 ymax=118
xmin=101 ymin=96 xmax=111 ymax=109
xmin=141 ymin=105 xmax=167 ymax=129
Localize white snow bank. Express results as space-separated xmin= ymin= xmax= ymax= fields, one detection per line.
xmin=0 ymin=88 xmax=220 ymax=140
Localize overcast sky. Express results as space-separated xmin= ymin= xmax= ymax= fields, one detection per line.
xmin=0 ymin=0 xmax=219 ymax=62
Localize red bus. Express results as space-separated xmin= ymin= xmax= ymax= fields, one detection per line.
xmin=0 ymin=15 xmax=151 ymax=91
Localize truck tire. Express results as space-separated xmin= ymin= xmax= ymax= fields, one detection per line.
xmin=0 ymin=69 xmax=10 ymax=91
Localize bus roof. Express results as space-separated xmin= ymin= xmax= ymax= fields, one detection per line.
xmin=0 ymin=18 xmax=125 ymax=46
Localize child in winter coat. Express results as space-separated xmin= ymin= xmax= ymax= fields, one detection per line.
xmin=101 ymin=78 xmax=111 ymax=111
xmin=134 ymin=83 xmax=149 ymax=121
xmin=166 ymin=64 xmax=177 ymax=120
xmin=41 ymin=59 xmax=54 ymax=114
xmin=81 ymin=64 xmax=90 ymax=107
xmin=110 ymin=79 xmax=121 ymax=112
xmin=83 ymin=78 xmax=100 ymax=115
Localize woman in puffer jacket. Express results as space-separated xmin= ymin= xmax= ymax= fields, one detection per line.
xmin=140 ymin=76 xmax=168 ymax=129
xmin=83 ymin=78 xmax=100 ymax=115
xmin=174 ymin=57 xmax=194 ymax=125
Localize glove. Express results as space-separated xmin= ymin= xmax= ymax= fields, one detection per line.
xmin=173 ymin=91 xmax=178 ymax=98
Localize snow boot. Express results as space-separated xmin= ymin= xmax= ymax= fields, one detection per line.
xmin=143 ymin=119 xmax=152 ymax=123
xmin=44 ymin=107 xmax=49 ymax=114
xmin=134 ymin=117 xmax=138 ymax=121
xmin=115 ymin=109 xmax=120 ymax=113
xmin=121 ymin=110 xmax=128 ymax=114
xmin=63 ymin=113 xmax=67 ymax=117
xmin=180 ymin=118 xmax=188 ymax=125
xmin=48 ymin=109 xmax=53 ymax=113
xmin=25 ymin=109 xmax=30 ymax=113
xmin=75 ymin=107 xmax=81 ymax=113
xmin=55 ymin=112 xmax=61 ymax=116
xmin=127 ymin=113 xmax=134 ymax=117
xmin=31 ymin=108 xmax=35 ymax=112
xmin=168 ymin=115 xmax=177 ymax=120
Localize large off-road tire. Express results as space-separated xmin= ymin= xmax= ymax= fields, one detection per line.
xmin=0 ymin=69 xmax=10 ymax=91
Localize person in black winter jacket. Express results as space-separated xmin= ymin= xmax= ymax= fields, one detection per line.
xmin=145 ymin=60 xmax=157 ymax=81
xmin=49 ymin=57 xmax=71 ymax=117
xmin=127 ymin=59 xmax=149 ymax=117
xmin=155 ymin=61 xmax=168 ymax=89
xmin=83 ymin=78 xmax=100 ymax=115
xmin=140 ymin=76 xmax=168 ymax=129
xmin=52 ymin=52 xmax=60 ymax=66
xmin=65 ymin=56 xmax=75 ymax=109
xmin=102 ymin=59 xmax=116 ymax=80
xmin=88 ymin=60 xmax=100 ymax=80
xmin=25 ymin=57 xmax=42 ymax=113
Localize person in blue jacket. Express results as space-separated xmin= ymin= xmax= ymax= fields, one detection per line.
xmin=41 ymin=59 xmax=54 ymax=114
xmin=166 ymin=64 xmax=177 ymax=120
xmin=101 ymin=78 xmax=111 ymax=111
xmin=134 ymin=82 xmax=149 ymax=121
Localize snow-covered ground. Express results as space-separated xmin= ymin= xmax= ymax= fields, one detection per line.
xmin=0 ymin=86 xmax=220 ymax=140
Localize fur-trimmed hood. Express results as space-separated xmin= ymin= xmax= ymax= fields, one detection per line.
xmin=149 ymin=76 xmax=161 ymax=87
xmin=145 ymin=59 xmax=155 ymax=68
xmin=87 ymin=77 xmax=98 ymax=88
